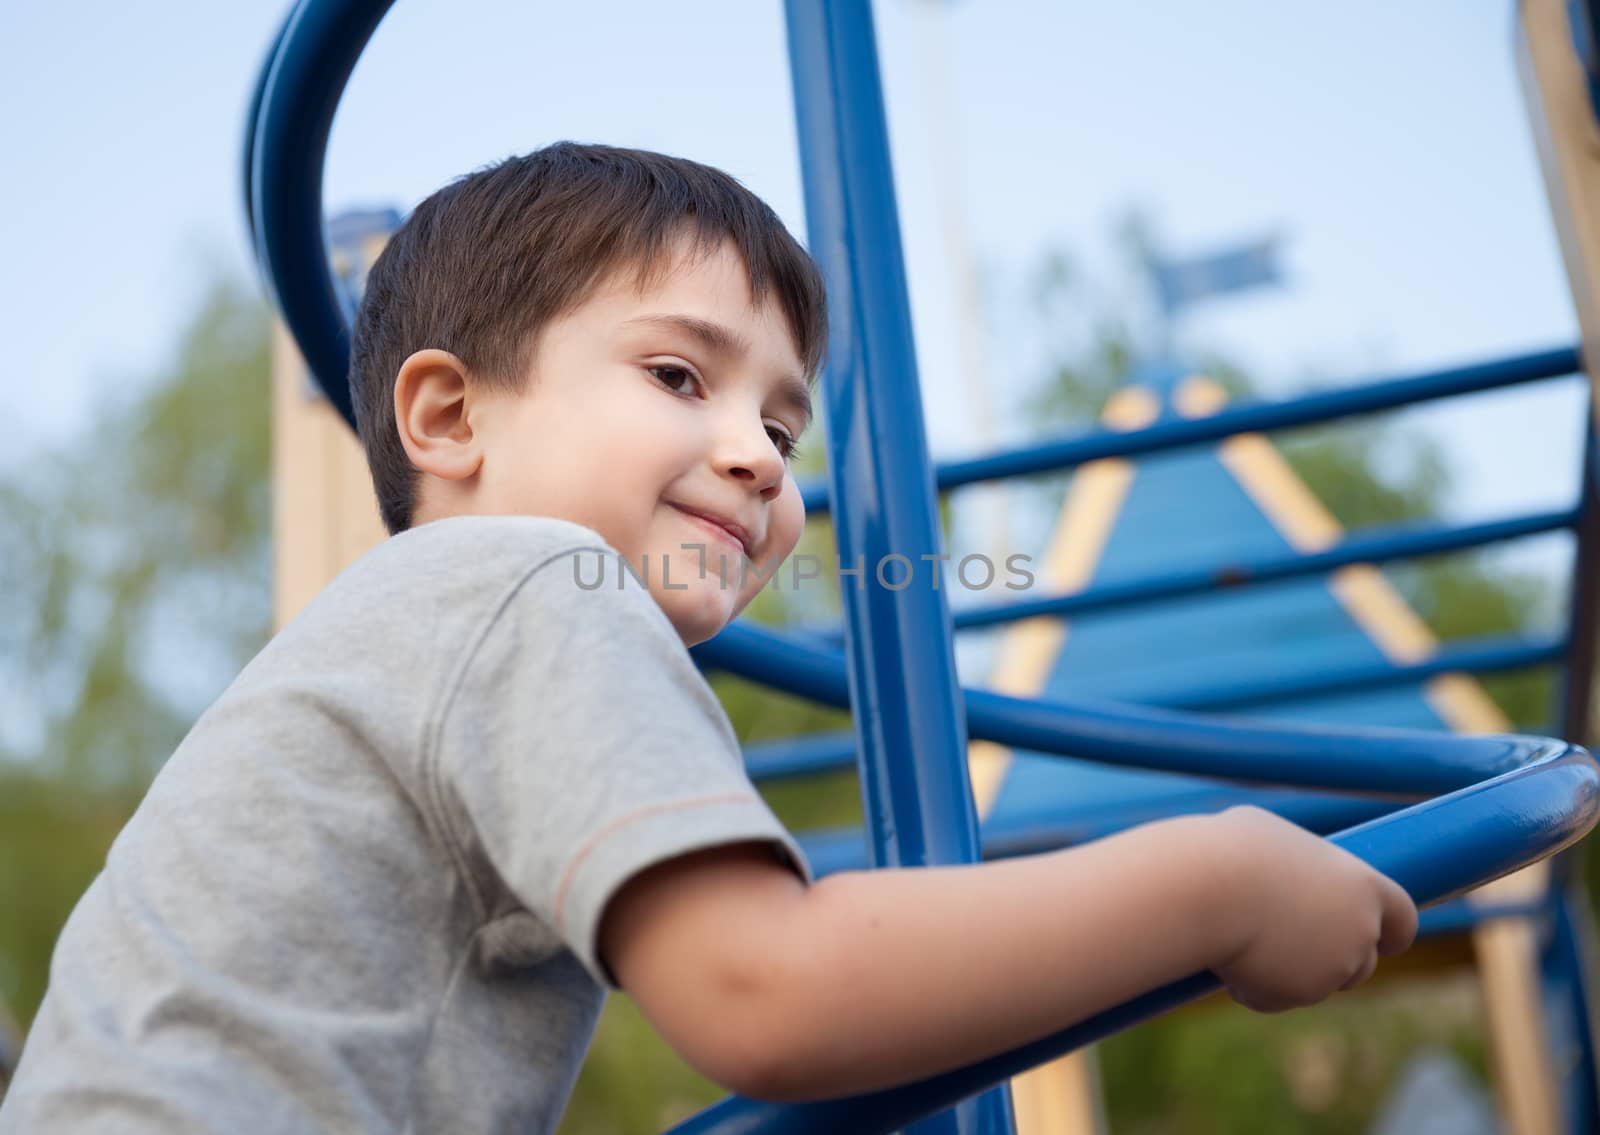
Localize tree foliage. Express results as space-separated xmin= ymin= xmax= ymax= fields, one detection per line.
xmin=0 ymin=276 xmax=272 ymax=1033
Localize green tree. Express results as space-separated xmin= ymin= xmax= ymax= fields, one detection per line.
xmin=0 ymin=275 xmax=274 ymax=1042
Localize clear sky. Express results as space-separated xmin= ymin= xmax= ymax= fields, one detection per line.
xmin=1 ymin=1 xmax=1587 ymax=574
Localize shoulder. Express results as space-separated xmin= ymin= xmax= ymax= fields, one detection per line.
xmin=315 ymin=515 xmax=619 ymax=616
xmin=388 ymin=515 xmax=616 ymax=573
xmin=371 ymin=516 xmax=680 ymax=656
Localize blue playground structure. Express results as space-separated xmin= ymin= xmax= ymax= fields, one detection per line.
xmin=247 ymin=1 xmax=1600 ymax=1132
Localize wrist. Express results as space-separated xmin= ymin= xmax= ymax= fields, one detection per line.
xmin=1180 ymin=810 xmax=1262 ymax=969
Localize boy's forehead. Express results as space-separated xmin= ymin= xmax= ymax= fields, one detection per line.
xmin=613 ymin=239 xmax=756 ymax=307
xmin=586 ymin=243 xmax=807 ymax=372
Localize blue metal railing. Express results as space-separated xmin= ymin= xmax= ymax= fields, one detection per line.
xmin=245 ymin=2 xmax=1600 ymax=1133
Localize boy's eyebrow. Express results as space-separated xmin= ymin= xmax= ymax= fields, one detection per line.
xmin=623 ymin=313 xmax=813 ymax=429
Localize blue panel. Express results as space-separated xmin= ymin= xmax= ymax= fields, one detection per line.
xmin=989 ymin=420 xmax=1458 ymax=832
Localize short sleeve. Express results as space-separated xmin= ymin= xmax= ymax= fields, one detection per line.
xmin=431 ymin=544 xmax=811 ymax=987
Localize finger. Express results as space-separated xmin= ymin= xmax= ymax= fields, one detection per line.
xmin=1376 ymin=876 xmax=1419 ymax=956
xmin=1339 ymin=950 xmax=1378 ymax=992
xmin=1231 ymin=987 xmax=1294 ymax=1014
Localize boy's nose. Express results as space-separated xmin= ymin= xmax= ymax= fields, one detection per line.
xmin=715 ymin=415 xmax=786 ymax=496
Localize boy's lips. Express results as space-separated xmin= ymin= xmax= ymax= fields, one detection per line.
xmin=669 ymin=503 xmax=755 ymax=558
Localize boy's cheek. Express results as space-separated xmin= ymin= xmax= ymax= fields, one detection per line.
xmin=771 ymin=491 xmax=807 ymax=562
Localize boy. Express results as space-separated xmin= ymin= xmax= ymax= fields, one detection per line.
xmin=0 ymin=143 xmax=1417 ymax=1132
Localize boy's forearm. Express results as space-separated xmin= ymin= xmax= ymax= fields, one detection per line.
xmin=737 ymin=814 xmax=1245 ymax=1101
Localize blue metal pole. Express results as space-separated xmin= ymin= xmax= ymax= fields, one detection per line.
xmin=782 ymin=3 xmax=1014 ymax=1132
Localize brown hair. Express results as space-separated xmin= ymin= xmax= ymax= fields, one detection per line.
xmin=349 ymin=141 xmax=828 ymax=534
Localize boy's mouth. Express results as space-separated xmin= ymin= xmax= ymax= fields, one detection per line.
xmin=668 ymin=503 xmax=754 ymax=559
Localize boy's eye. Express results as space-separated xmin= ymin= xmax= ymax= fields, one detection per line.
xmin=768 ymin=426 xmax=803 ymax=463
xmin=648 ymin=364 xmax=697 ymax=395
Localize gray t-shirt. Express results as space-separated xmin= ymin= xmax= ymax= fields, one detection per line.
xmin=0 ymin=516 xmax=810 ymax=1133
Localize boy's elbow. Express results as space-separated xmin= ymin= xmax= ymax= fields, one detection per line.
xmin=671 ymin=942 xmax=822 ymax=1102
xmin=601 ymin=844 xmax=827 ymax=1101
xmin=689 ymin=1030 xmax=796 ymax=1102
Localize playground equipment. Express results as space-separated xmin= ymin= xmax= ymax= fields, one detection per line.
xmin=247 ymin=1 xmax=1600 ymax=1132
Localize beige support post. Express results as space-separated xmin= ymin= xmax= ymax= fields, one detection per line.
xmin=271 ymin=324 xmax=388 ymax=633
xmin=1518 ymin=4 xmax=1600 ymax=1131
xmin=1520 ymin=0 xmax=1600 ymax=397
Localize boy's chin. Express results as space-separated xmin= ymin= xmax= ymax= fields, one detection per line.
xmin=659 ymin=588 xmax=741 ymax=648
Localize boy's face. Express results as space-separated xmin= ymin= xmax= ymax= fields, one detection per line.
xmin=469 ymin=240 xmax=811 ymax=646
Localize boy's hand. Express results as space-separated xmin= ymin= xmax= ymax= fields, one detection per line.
xmin=1206 ymin=805 xmax=1418 ymax=1012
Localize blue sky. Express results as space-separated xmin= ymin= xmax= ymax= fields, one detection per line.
xmin=1 ymin=1 xmax=1587 ymax=573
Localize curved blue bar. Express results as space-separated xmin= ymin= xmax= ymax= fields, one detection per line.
xmin=742 ymin=625 xmax=1564 ymax=778
xmin=242 ymin=10 xmax=294 ymax=251
xmin=665 ymin=746 xmax=1600 ymax=1135
xmin=246 ymin=0 xmax=393 ymax=427
xmin=698 ymin=621 xmax=1557 ymax=797
xmin=798 ymin=346 xmax=1580 ymax=513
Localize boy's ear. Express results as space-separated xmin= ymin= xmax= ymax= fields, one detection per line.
xmin=394 ymin=349 xmax=481 ymax=483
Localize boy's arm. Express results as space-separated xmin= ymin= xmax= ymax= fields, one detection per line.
xmin=599 ymin=806 xmax=1416 ymax=1103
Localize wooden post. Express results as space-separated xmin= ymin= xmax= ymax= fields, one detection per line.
xmin=1516 ymin=3 xmax=1600 ymax=1130
xmin=270 ymin=323 xmax=387 ymax=632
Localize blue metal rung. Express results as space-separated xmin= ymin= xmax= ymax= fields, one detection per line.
xmin=958 ymin=508 xmax=1576 ymax=632
xmin=800 ymin=346 xmax=1579 ymax=513
xmin=742 ymin=634 xmax=1565 ymax=784
xmin=790 ymin=507 xmax=1578 ymax=642
xmin=700 ymin=622 xmax=1563 ymax=797
xmin=1164 ymin=633 xmax=1566 ymax=713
